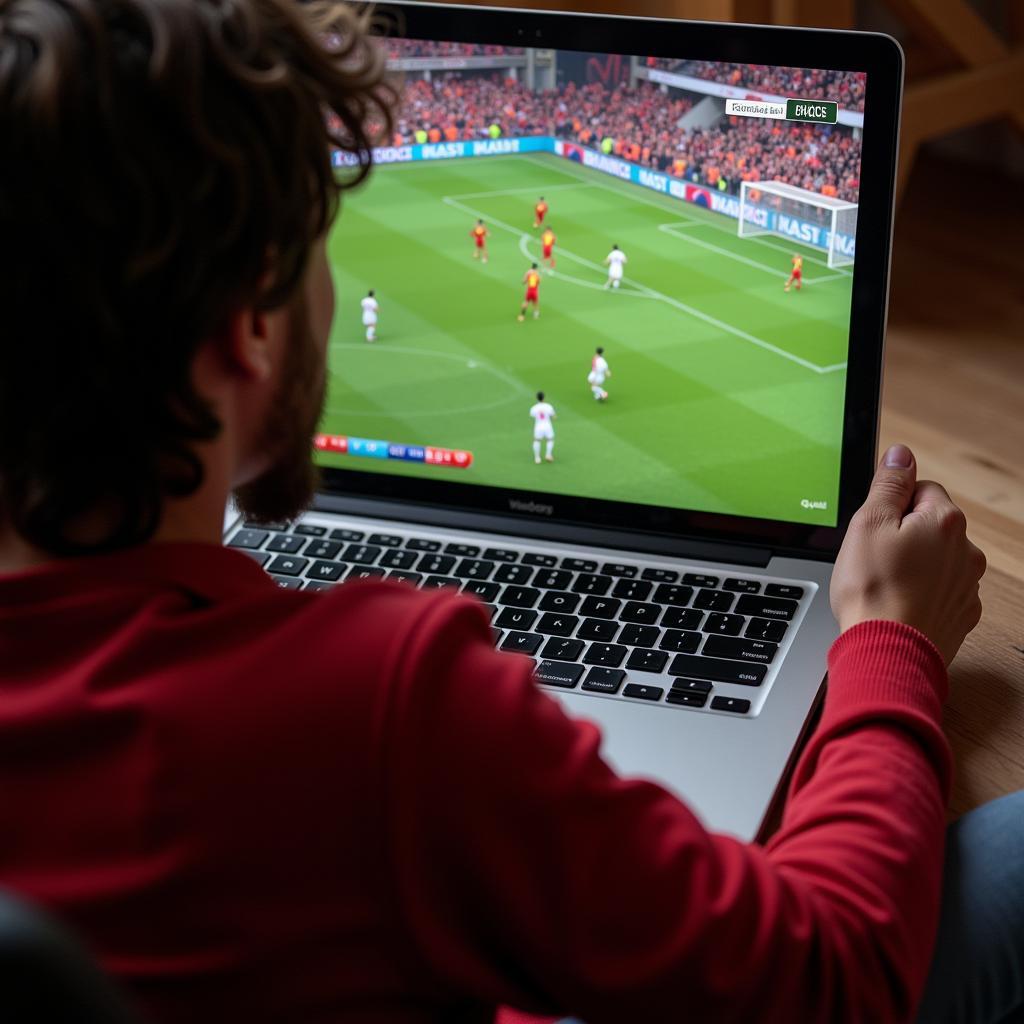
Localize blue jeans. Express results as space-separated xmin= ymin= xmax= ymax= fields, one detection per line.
xmin=556 ymin=790 xmax=1024 ymax=1024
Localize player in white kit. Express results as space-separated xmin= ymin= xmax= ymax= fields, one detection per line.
xmin=603 ymin=244 xmax=627 ymax=289
xmin=529 ymin=390 xmax=556 ymax=464
xmin=361 ymin=289 xmax=378 ymax=342
xmin=587 ymin=346 xmax=611 ymax=401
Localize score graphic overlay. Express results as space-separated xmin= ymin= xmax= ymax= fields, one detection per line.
xmin=315 ymin=434 xmax=473 ymax=470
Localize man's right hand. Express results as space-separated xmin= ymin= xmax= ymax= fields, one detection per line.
xmin=830 ymin=443 xmax=986 ymax=666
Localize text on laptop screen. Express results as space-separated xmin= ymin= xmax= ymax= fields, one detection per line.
xmin=314 ymin=40 xmax=866 ymax=528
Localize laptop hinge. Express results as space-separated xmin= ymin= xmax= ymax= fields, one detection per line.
xmin=310 ymin=494 xmax=773 ymax=568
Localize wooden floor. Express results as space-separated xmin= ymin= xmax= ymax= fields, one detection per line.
xmin=882 ymin=153 xmax=1024 ymax=818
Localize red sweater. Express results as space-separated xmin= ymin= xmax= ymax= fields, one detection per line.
xmin=0 ymin=542 xmax=950 ymax=1023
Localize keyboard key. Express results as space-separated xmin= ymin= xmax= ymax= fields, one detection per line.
xmin=405 ymin=538 xmax=441 ymax=552
xmin=666 ymin=690 xmax=708 ymax=708
xmin=242 ymin=550 xmax=270 ymax=567
xmin=270 ymin=575 xmax=304 ymax=589
xmin=380 ymin=549 xmax=417 ymax=570
xmin=562 ymin=557 xmax=597 ymax=572
xmin=534 ymin=569 xmax=573 ymax=590
xmin=267 ymin=534 xmax=306 ymax=555
xmin=702 ymin=613 xmax=745 ymax=636
xmin=388 ymin=571 xmax=422 ymax=587
xmin=540 ymin=637 xmax=585 ymax=663
xmin=765 ymin=583 xmax=805 ymax=600
xmin=536 ymin=660 xmax=585 ymax=688
xmin=581 ymin=667 xmax=626 ymax=694
xmin=683 ymin=573 xmax=719 ymax=588
xmin=711 ymin=696 xmax=751 ymax=714
xmin=620 ymin=601 xmax=660 ymax=625
xmin=735 ymin=594 xmax=799 ymax=621
xmin=671 ymin=678 xmax=713 ymax=695
xmin=455 ymin=558 xmax=495 ymax=581
xmin=642 ymin=568 xmax=679 ymax=583
xmin=579 ymin=596 xmax=620 ymax=620
xmin=583 ymin=644 xmax=627 ymax=668
xmin=702 ymin=635 xmax=779 ymax=664
xmin=538 ymin=591 xmax=580 ymax=614
xmin=618 ymin=623 xmax=659 ymax=649
xmin=660 ymin=607 xmax=703 ymax=631
xmin=745 ymin=617 xmax=789 ymax=643
xmin=501 ymin=586 xmax=541 ymax=609
xmin=294 ymin=524 xmax=328 ymax=537
xmin=484 ymin=548 xmax=520 ymax=562
xmin=612 ymin=578 xmax=652 ymax=601
xmin=659 ymin=629 xmax=701 ymax=653
xmin=228 ymin=528 xmax=268 ymax=549
xmin=536 ymin=613 xmax=579 ymax=637
xmin=602 ymin=562 xmax=638 ymax=578
xmin=496 ymin=607 xmax=537 ymax=631
xmin=626 ymin=649 xmax=668 ymax=673
xmin=306 ymin=560 xmax=345 ymax=582
xmin=462 ymin=581 xmax=500 ymax=602
xmin=667 ymin=654 xmax=766 ymax=686
xmin=421 ymin=574 xmax=460 ymax=589
xmin=494 ymin=563 xmax=533 ymax=585
xmin=523 ymin=553 xmax=558 ymax=567
xmin=481 ymin=604 xmax=498 ymax=621
xmin=653 ymin=584 xmax=693 ymax=606
xmin=341 ymin=544 xmax=382 ymax=565
xmin=693 ymin=588 xmax=735 ymax=612
xmin=368 ymin=533 xmax=402 ymax=547
xmin=724 ymin=578 xmax=761 ymax=593
xmin=573 ymin=573 xmax=613 ymax=596
xmin=266 ymin=555 xmax=308 ymax=577
xmin=306 ymin=539 xmax=342 ymax=560
xmin=444 ymin=543 xmax=480 ymax=557
xmin=346 ymin=567 xmax=387 ymax=581
xmin=491 ymin=627 xmax=503 ymax=646
xmin=577 ymin=618 xmax=619 ymax=642
xmin=244 ymin=519 xmax=288 ymax=532
xmin=304 ymin=580 xmax=334 ymax=592
xmin=329 ymin=528 xmax=364 ymax=542
xmin=417 ymin=554 xmax=456 ymax=575
xmin=500 ymin=632 xmax=543 ymax=655
xmin=623 ymin=683 xmax=664 ymax=701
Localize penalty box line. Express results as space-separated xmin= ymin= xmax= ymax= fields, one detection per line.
xmin=442 ymin=194 xmax=846 ymax=376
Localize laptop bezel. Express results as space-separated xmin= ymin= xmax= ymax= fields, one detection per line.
xmin=318 ymin=1 xmax=901 ymax=562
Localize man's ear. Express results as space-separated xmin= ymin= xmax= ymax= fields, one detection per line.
xmin=219 ymin=305 xmax=274 ymax=382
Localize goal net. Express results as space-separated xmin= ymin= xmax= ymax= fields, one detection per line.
xmin=738 ymin=180 xmax=857 ymax=269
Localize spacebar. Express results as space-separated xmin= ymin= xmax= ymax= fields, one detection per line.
xmin=667 ymin=654 xmax=767 ymax=687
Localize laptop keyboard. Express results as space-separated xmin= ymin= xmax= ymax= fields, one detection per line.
xmin=226 ymin=519 xmax=814 ymax=718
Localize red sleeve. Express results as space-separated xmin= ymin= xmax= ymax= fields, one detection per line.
xmin=381 ymin=601 xmax=951 ymax=1024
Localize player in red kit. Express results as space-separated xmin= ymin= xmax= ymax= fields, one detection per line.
xmin=517 ymin=262 xmax=542 ymax=321
xmin=785 ymin=253 xmax=803 ymax=292
xmin=541 ymin=226 xmax=557 ymax=270
xmin=533 ymin=196 xmax=548 ymax=228
xmin=470 ymin=219 xmax=489 ymax=263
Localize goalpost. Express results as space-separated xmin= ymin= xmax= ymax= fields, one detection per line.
xmin=738 ymin=180 xmax=857 ymax=269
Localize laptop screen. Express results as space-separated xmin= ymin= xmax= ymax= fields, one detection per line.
xmin=314 ymin=36 xmax=866 ymax=530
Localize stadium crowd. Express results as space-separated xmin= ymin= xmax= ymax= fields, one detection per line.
xmin=390 ymin=74 xmax=861 ymax=202
xmin=645 ymin=57 xmax=867 ymax=113
xmin=385 ymin=39 xmax=525 ymax=59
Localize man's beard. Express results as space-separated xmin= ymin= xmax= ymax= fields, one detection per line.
xmin=233 ymin=293 xmax=326 ymax=524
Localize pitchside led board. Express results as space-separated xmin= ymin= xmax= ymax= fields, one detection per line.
xmin=314 ymin=30 xmax=867 ymax=531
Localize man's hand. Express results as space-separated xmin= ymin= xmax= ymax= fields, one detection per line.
xmin=830 ymin=444 xmax=986 ymax=665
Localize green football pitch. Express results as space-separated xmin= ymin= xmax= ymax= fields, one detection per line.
xmin=317 ymin=151 xmax=852 ymax=528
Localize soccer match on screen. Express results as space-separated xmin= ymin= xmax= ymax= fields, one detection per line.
xmin=314 ymin=40 xmax=865 ymax=527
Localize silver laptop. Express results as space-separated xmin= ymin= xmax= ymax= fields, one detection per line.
xmin=223 ymin=2 xmax=903 ymax=841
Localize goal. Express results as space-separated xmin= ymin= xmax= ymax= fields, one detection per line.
xmin=738 ymin=180 xmax=857 ymax=269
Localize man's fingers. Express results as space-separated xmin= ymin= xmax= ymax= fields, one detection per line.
xmin=863 ymin=444 xmax=918 ymax=522
xmin=909 ymin=480 xmax=954 ymax=514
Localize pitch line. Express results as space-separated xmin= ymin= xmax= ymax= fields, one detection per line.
xmin=443 ymin=194 xmax=846 ymax=375
xmin=658 ymin=223 xmax=848 ymax=285
xmin=520 ymin=153 xmax=852 ymax=276
xmin=517 ymin=235 xmax=649 ymax=297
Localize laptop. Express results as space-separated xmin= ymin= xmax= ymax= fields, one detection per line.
xmin=222 ymin=1 xmax=902 ymax=842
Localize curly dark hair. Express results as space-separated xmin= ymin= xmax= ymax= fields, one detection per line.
xmin=0 ymin=0 xmax=394 ymax=554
